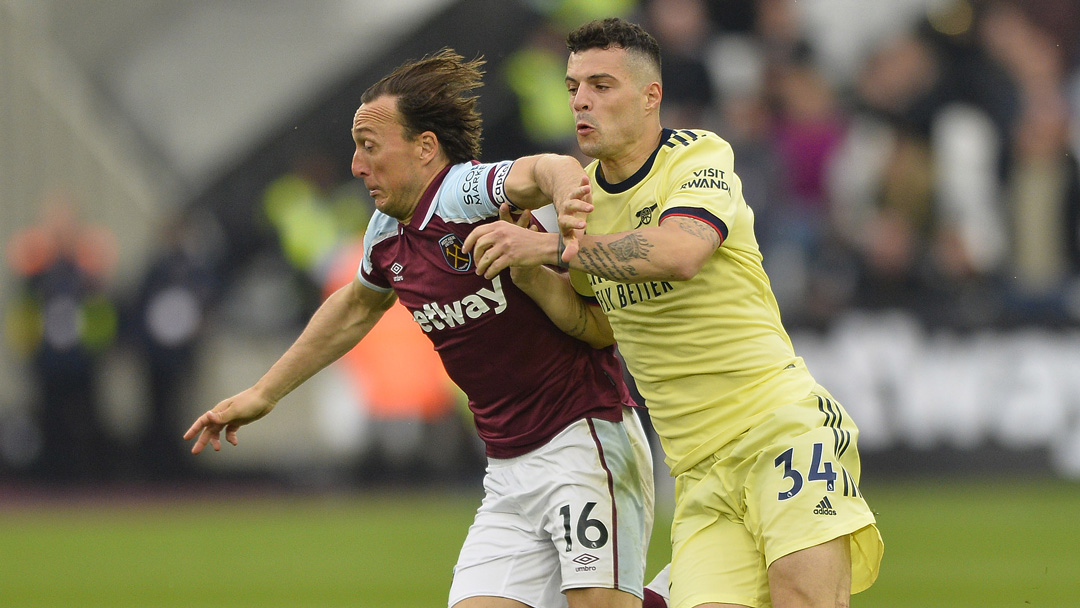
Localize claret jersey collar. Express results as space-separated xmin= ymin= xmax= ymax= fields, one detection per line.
xmin=407 ymin=163 xmax=454 ymax=231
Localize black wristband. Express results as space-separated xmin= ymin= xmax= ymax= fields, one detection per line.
xmin=557 ymin=233 xmax=569 ymax=268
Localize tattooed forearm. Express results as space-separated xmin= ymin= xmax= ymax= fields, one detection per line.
xmin=572 ymin=221 xmax=715 ymax=283
xmin=579 ymin=245 xmax=639 ymax=281
xmin=608 ymin=233 xmax=654 ymax=261
xmin=577 ymin=233 xmax=653 ymax=280
xmin=669 ymin=216 xmax=722 ymax=248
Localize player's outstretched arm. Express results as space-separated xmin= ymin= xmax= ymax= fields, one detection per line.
xmin=183 ymin=277 xmax=396 ymax=454
xmin=502 ymin=153 xmax=589 ymax=211
xmin=503 ymin=155 xmax=592 ymax=263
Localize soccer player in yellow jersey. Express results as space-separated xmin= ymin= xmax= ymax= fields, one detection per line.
xmin=464 ymin=17 xmax=883 ymax=608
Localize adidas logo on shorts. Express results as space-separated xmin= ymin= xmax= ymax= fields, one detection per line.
xmin=814 ymin=496 xmax=837 ymax=516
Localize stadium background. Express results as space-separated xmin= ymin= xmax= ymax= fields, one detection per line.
xmin=1 ymin=0 xmax=1078 ymax=605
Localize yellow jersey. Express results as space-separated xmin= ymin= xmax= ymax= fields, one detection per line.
xmin=571 ymin=128 xmax=818 ymax=475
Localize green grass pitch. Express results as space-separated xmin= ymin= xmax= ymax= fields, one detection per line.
xmin=0 ymin=477 xmax=1077 ymax=607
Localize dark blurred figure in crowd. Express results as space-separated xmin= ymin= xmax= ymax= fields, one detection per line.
xmin=979 ymin=0 xmax=1080 ymax=324
xmin=829 ymin=1 xmax=1022 ymax=328
xmin=4 ymin=194 xmax=119 ymax=480
xmin=766 ymin=43 xmax=854 ymax=327
xmin=829 ymin=32 xmax=941 ymax=316
xmin=131 ymin=209 xmax=221 ymax=479
xmin=643 ymin=0 xmax=718 ymax=129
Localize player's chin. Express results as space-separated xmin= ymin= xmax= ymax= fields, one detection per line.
xmin=577 ymin=138 xmax=602 ymax=159
xmin=373 ymin=199 xmax=397 ymax=217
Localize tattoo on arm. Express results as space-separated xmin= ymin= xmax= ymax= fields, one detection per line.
xmin=608 ymin=233 xmax=654 ymax=261
xmin=578 ymin=233 xmax=652 ymax=281
xmin=567 ymin=296 xmax=591 ymax=339
xmin=669 ymin=216 xmax=722 ymax=249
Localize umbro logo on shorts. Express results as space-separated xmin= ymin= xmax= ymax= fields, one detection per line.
xmin=573 ymin=553 xmax=600 ymax=573
xmin=573 ymin=554 xmax=600 ymax=565
xmin=814 ymin=496 xmax=837 ymax=516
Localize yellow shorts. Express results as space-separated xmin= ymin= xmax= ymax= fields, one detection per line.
xmin=669 ymin=387 xmax=883 ymax=608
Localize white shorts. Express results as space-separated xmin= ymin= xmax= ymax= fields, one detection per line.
xmin=448 ymin=407 xmax=655 ymax=608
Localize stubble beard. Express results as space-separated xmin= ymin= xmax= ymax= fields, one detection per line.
xmin=375 ymin=197 xmax=405 ymax=222
xmin=577 ymin=133 xmax=605 ymax=161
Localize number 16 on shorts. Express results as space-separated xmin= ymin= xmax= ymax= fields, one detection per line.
xmin=559 ymin=501 xmax=610 ymax=551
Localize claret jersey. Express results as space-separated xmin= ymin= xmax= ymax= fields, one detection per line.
xmin=570 ymin=128 xmax=819 ymax=475
xmin=359 ymin=160 xmax=633 ymax=458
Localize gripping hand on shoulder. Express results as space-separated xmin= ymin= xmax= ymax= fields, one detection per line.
xmin=183 ymin=387 xmax=276 ymax=454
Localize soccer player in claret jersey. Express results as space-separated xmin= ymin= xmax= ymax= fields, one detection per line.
xmin=184 ymin=49 xmax=655 ymax=608
xmin=464 ymin=18 xmax=884 ymax=608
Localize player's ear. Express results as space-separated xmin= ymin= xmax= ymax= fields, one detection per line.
xmin=645 ymin=81 xmax=662 ymax=112
xmin=417 ymin=131 xmax=439 ymax=164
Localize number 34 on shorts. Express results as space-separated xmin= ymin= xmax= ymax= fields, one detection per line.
xmin=773 ymin=441 xmax=861 ymax=501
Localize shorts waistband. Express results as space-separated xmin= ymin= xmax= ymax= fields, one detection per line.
xmin=486 ymin=407 xmax=632 ymax=469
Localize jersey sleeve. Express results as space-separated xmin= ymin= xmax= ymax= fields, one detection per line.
xmin=656 ymin=133 xmax=736 ymax=243
xmin=433 ymin=160 xmax=515 ymax=222
xmin=357 ymin=214 xmax=394 ymax=293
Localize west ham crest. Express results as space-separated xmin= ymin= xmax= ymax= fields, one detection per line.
xmin=439 ymin=233 xmax=473 ymax=272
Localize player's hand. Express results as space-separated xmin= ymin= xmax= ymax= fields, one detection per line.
xmin=183 ymin=388 xmax=276 ymax=454
xmin=463 ymin=207 xmax=554 ymax=280
xmin=499 ymin=203 xmax=533 ymax=230
xmin=555 ymin=175 xmax=592 ymax=263
xmin=498 ymin=204 xmax=544 ymax=287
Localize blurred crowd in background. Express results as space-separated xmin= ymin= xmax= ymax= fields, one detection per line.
xmin=5 ymin=0 xmax=1080 ymax=484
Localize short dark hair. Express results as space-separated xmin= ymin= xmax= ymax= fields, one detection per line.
xmin=566 ymin=18 xmax=661 ymax=73
xmin=361 ymin=48 xmax=484 ymax=164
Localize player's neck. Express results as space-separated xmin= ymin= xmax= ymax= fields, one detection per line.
xmin=598 ymin=126 xmax=663 ymax=184
xmin=399 ymin=160 xmax=452 ymax=225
